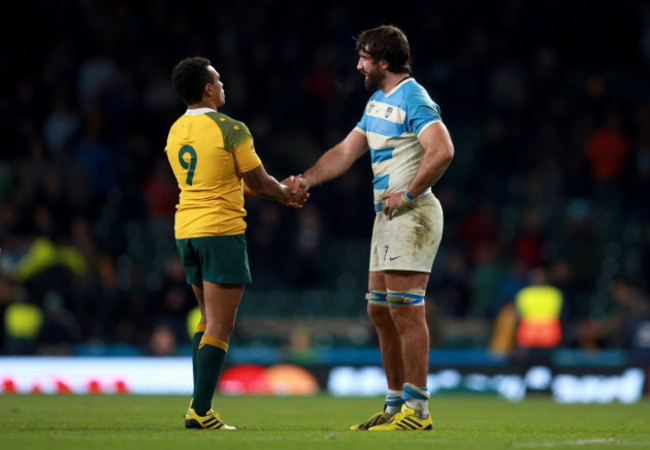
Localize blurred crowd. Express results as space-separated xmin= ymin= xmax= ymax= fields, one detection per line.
xmin=1 ymin=0 xmax=649 ymax=356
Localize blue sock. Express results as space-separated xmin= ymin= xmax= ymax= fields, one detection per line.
xmin=403 ymin=383 xmax=429 ymax=418
xmin=385 ymin=389 xmax=404 ymax=414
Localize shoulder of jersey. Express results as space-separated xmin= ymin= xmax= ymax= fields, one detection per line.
xmin=205 ymin=112 xmax=252 ymax=152
xmin=206 ymin=112 xmax=248 ymax=131
xmin=405 ymin=80 xmax=437 ymax=105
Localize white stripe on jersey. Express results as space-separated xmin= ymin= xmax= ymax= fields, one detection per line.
xmin=364 ymin=100 xmax=407 ymax=125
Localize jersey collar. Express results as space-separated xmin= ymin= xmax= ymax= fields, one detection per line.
xmin=185 ymin=107 xmax=217 ymax=115
xmin=384 ymin=77 xmax=413 ymax=97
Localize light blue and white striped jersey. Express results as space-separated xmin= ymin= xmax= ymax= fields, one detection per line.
xmin=354 ymin=78 xmax=441 ymax=212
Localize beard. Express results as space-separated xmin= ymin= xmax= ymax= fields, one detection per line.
xmin=363 ymin=70 xmax=384 ymax=91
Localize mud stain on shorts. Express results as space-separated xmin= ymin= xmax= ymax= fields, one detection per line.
xmin=411 ymin=211 xmax=434 ymax=250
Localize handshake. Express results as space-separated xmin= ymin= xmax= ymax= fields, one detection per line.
xmin=280 ymin=174 xmax=310 ymax=208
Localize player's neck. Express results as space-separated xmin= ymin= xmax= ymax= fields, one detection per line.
xmin=381 ymin=73 xmax=410 ymax=94
xmin=188 ymin=98 xmax=222 ymax=111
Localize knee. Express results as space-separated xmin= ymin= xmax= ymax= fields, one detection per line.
xmin=206 ymin=315 xmax=237 ymax=342
xmin=367 ymin=302 xmax=393 ymax=327
xmin=389 ymin=306 xmax=428 ymax=335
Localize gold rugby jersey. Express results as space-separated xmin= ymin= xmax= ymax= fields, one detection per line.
xmin=165 ymin=107 xmax=261 ymax=238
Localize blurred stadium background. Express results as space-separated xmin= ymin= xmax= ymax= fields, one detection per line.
xmin=0 ymin=0 xmax=649 ymax=400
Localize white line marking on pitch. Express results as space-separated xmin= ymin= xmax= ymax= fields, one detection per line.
xmin=515 ymin=439 xmax=650 ymax=447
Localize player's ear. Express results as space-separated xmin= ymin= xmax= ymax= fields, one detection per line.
xmin=378 ymin=60 xmax=390 ymax=71
xmin=204 ymin=83 xmax=213 ymax=97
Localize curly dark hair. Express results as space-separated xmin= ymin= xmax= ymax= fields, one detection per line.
xmin=171 ymin=56 xmax=213 ymax=105
xmin=355 ymin=25 xmax=411 ymax=74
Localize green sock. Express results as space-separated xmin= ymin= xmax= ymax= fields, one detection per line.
xmin=191 ymin=335 xmax=228 ymax=416
xmin=191 ymin=330 xmax=204 ymax=398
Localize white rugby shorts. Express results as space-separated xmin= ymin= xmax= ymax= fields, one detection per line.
xmin=369 ymin=192 xmax=443 ymax=273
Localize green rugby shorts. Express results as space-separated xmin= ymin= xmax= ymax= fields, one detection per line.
xmin=175 ymin=234 xmax=252 ymax=285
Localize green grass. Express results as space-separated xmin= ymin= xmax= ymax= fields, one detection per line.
xmin=0 ymin=394 xmax=649 ymax=449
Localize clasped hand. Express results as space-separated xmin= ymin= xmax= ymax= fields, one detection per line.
xmin=280 ymin=175 xmax=309 ymax=208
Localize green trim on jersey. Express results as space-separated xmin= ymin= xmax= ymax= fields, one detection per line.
xmin=206 ymin=112 xmax=252 ymax=153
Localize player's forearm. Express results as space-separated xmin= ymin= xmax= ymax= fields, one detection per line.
xmin=407 ymin=156 xmax=452 ymax=196
xmin=407 ymin=123 xmax=454 ymax=196
xmin=303 ymin=148 xmax=350 ymax=187
xmin=251 ymin=179 xmax=290 ymax=202
xmin=242 ymin=165 xmax=290 ymax=202
xmin=303 ymin=132 xmax=367 ymax=187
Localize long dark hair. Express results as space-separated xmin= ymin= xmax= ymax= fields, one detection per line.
xmin=355 ymin=25 xmax=411 ymax=74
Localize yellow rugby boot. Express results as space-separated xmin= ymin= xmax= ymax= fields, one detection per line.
xmin=185 ymin=399 xmax=215 ymax=420
xmin=185 ymin=408 xmax=236 ymax=430
xmin=369 ymin=405 xmax=432 ymax=431
xmin=350 ymin=411 xmax=394 ymax=430
xmin=184 ymin=399 xmax=212 ymax=419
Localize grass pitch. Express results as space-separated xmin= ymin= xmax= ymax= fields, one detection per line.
xmin=0 ymin=394 xmax=648 ymax=449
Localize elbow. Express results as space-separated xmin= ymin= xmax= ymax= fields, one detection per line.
xmin=442 ymin=143 xmax=454 ymax=166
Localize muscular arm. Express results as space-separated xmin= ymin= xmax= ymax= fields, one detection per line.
xmin=301 ymin=130 xmax=369 ymax=189
xmin=241 ymin=163 xmax=290 ymax=201
xmin=406 ymin=122 xmax=454 ymax=197
xmin=381 ymin=121 xmax=454 ymax=219
xmin=243 ymin=181 xmax=255 ymax=197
